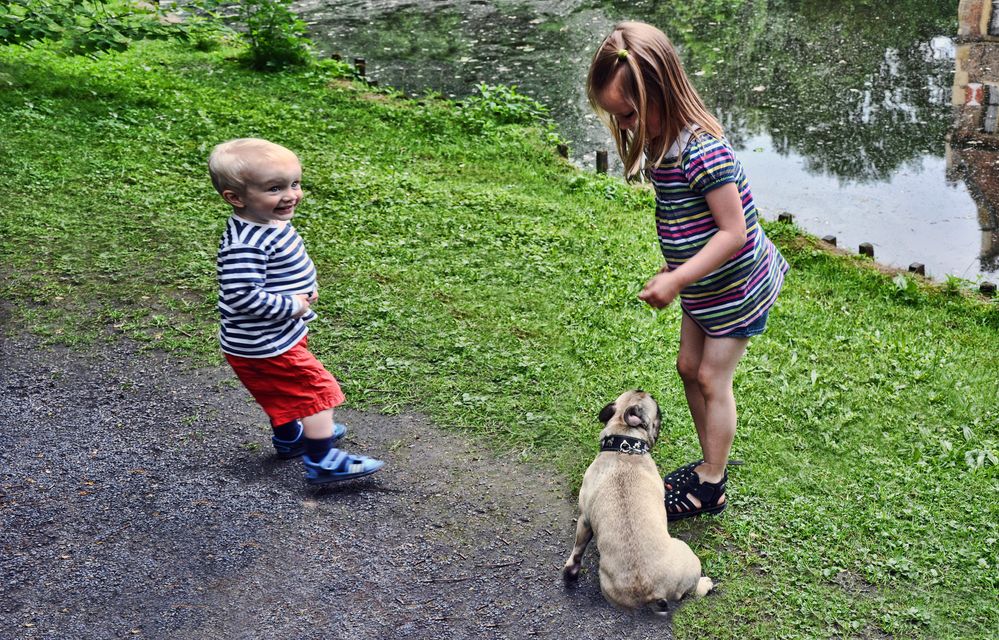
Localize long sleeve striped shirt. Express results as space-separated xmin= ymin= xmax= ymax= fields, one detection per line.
xmin=216 ymin=215 xmax=317 ymax=358
xmin=648 ymin=129 xmax=788 ymax=336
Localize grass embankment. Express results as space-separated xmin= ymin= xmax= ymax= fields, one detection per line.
xmin=1 ymin=41 xmax=997 ymax=639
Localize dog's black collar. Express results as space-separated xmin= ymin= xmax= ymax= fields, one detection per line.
xmin=600 ymin=435 xmax=650 ymax=455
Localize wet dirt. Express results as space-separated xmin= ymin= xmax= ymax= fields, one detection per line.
xmin=0 ymin=331 xmax=682 ymax=639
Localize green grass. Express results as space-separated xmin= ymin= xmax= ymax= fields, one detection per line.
xmin=2 ymin=41 xmax=998 ymax=639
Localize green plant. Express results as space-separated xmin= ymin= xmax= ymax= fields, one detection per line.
xmin=941 ymin=274 xmax=972 ymax=296
xmin=458 ymin=83 xmax=565 ymax=148
xmin=892 ymin=273 xmax=922 ymax=304
xmin=236 ymin=0 xmax=312 ymax=70
xmin=0 ymin=0 xmax=180 ymax=54
xmin=462 ymin=83 xmax=549 ymax=125
xmin=0 ymin=0 xmax=231 ymax=55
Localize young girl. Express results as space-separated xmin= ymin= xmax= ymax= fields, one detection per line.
xmin=587 ymin=22 xmax=788 ymax=520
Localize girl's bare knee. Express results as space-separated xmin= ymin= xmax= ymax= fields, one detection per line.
xmin=676 ymin=358 xmax=699 ymax=384
xmin=695 ymin=368 xmax=731 ymax=399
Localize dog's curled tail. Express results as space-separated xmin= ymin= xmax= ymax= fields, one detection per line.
xmin=693 ymin=576 xmax=714 ymax=597
xmin=650 ymin=577 xmax=716 ymax=615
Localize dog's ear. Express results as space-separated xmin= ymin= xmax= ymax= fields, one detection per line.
xmin=598 ymin=402 xmax=616 ymax=424
xmin=649 ymin=403 xmax=662 ymax=440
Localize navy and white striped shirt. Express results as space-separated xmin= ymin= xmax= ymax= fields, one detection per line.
xmin=216 ymin=215 xmax=317 ymax=358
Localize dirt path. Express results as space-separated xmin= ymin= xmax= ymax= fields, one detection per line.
xmin=0 ymin=332 xmax=684 ymax=639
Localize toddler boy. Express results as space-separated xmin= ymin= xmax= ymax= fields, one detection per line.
xmin=208 ymin=138 xmax=383 ymax=484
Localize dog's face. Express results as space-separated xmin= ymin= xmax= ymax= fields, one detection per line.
xmin=597 ymin=389 xmax=662 ymax=446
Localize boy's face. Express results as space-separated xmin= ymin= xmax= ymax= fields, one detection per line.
xmin=223 ymin=155 xmax=303 ymax=225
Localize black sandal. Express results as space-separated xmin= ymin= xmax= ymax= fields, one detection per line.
xmin=665 ymin=471 xmax=727 ymax=521
xmin=663 ymin=459 xmax=703 ymax=492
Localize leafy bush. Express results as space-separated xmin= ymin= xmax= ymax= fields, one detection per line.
xmin=0 ymin=0 xmax=176 ymax=54
xmin=0 ymin=1 xmax=233 ymax=55
xmin=236 ymin=0 xmax=313 ymax=70
xmin=0 ymin=1 xmax=312 ymax=67
xmin=462 ymin=83 xmax=549 ymax=126
xmin=458 ymin=83 xmax=565 ymax=148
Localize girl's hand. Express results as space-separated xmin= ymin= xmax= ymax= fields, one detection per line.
xmin=639 ymin=270 xmax=681 ymax=309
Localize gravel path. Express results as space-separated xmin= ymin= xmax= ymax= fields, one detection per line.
xmin=0 ymin=331 xmax=682 ymax=639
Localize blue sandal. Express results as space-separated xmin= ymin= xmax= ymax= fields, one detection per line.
xmin=303 ymin=448 xmax=384 ymax=485
xmin=272 ymin=421 xmax=347 ymax=459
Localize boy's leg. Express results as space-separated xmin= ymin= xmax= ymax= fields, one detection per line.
xmin=300 ymin=408 xmax=384 ymax=484
xmin=272 ymin=418 xmax=346 ymax=459
xmin=301 ymin=408 xmax=335 ymax=439
xmin=301 ymin=408 xmax=336 ymax=461
xmin=225 ymin=346 xmax=347 ymax=459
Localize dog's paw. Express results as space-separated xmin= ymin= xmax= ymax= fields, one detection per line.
xmin=562 ymin=563 xmax=582 ymax=583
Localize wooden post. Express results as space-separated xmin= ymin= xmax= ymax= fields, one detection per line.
xmin=331 ymin=53 xmax=343 ymax=61
xmin=908 ymin=262 xmax=925 ymax=276
xmin=822 ymin=235 xmax=837 ymax=246
xmin=557 ymin=143 xmax=569 ymax=158
xmin=778 ymin=213 xmax=793 ymax=224
xmin=859 ymin=242 xmax=874 ymax=258
xmin=981 ymin=281 xmax=997 ymax=297
xmin=596 ymin=150 xmax=608 ymax=174
xmin=354 ymin=57 xmax=366 ymax=76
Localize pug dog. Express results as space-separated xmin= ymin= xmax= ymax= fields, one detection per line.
xmin=562 ymin=390 xmax=713 ymax=611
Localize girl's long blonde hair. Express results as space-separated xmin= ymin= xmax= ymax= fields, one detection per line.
xmin=587 ymin=21 xmax=722 ymax=178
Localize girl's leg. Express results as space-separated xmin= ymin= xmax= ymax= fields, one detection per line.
xmin=692 ymin=334 xmax=749 ymax=488
xmin=676 ymin=313 xmax=708 ymax=449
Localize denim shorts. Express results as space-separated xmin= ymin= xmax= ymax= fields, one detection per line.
xmin=722 ymin=310 xmax=770 ymax=338
xmin=685 ymin=309 xmax=770 ymax=338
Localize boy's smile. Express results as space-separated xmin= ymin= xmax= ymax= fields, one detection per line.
xmin=224 ymin=155 xmax=303 ymax=225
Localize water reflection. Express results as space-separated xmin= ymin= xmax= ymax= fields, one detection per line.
xmin=947 ymin=1 xmax=999 ymax=274
xmin=297 ymin=0 xmax=997 ymax=281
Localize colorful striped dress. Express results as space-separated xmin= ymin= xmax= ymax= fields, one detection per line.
xmin=648 ymin=129 xmax=788 ymax=337
xmin=216 ymin=215 xmax=318 ymax=358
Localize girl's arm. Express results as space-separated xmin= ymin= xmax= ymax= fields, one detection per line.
xmin=639 ymin=182 xmax=748 ymax=308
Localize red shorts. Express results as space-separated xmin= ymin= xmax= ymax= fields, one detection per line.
xmin=224 ymin=336 xmax=345 ymax=426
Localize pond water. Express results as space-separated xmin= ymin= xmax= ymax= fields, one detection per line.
xmin=297 ymin=0 xmax=998 ymax=283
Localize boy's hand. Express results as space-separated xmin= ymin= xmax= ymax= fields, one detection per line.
xmin=639 ymin=269 xmax=681 ymax=309
xmin=292 ymin=293 xmax=313 ymax=318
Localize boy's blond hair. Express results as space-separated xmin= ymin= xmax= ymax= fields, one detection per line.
xmin=208 ymin=138 xmax=299 ymax=195
xmin=587 ymin=21 xmax=722 ymax=179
